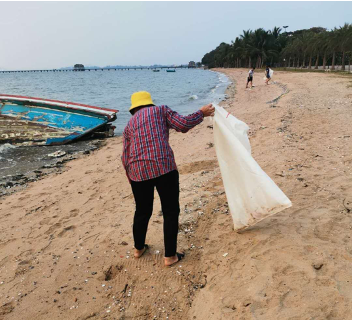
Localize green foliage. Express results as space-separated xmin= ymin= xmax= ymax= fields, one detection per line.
xmin=202 ymin=24 xmax=352 ymax=70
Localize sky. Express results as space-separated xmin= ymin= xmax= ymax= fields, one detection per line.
xmin=0 ymin=1 xmax=351 ymax=70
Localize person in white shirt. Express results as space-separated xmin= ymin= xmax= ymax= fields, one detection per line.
xmin=246 ymin=67 xmax=255 ymax=89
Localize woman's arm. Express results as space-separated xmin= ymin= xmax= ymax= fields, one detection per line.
xmin=121 ymin=130 xmax=131 ymax=183
xmin=164 ymin=104 xmax=214 ymax=133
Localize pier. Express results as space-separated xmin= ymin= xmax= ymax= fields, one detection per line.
xmin=0 ymin=66 xmax=191 ymax=74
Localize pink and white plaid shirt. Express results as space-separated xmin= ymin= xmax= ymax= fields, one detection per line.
xmin=122 ymin=105 xmax=203 ymax=182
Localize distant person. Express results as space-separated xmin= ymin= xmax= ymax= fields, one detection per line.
xmin=246 ymin=67 xmax=255 ymax=89
xmin=122 ymin=91 xmax=214 ymax=267
xmin=265 ymin=65 xmax=272 ymax=85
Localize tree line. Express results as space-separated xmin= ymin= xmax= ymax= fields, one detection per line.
xmin=201 ymin=23 xmax=352 ymax=71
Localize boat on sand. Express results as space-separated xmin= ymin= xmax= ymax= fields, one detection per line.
xmin=0 ymin=94 xmax=118 ymax=146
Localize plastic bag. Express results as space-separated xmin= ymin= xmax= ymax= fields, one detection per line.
xmin=263 ymin=69 xmax=273 ymax=81
xmin=213 ymin=104 xmax=292 ymax=231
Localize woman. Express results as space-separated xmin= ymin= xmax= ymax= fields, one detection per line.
xmin=265 ymin=65 xmax=272 ymax=85
xmin=122 ymin=91 xmax=214 ymax=267
xmin=246 ymin=67 xmax=255 ymax=89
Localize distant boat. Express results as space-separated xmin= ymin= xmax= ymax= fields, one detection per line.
xmin=166 ymin=69 xmax=176 ymax=72
xmin=0 ymin=94 xmax=118 ymax=146
xmin=153 ymin=69 xmax=160 ymax=72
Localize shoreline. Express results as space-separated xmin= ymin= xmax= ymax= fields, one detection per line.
xmin=2 ymin=69 xmax=352 ymax=319
xmin=0 ymin=70 xmax=229 ymax=199
xmin=0 ymin=139 xmax=106 ymax=198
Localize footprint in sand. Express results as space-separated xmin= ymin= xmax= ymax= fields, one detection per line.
xmin=44 ymin=222 xmax=62 ymax=235
xmin=69 ymin=208 xmax=79 ymax=217
xmin=179 ymin=160 xmax=217 ymax=175
xmin=57 ymin=225 xmax=76 ymax=237
xmin=0 ymin=302 xmax=15 ymax=316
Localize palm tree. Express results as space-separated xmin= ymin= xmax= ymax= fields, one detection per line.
xmin=271 ymin=26 xmax=282 ymax=39
xmin=328 ymin=29 xmax=341 ymax=70
xmin=305 ymin=33 xmax=317 ymax=69
xmin=269 ymin=27 xmax=283 ymax=65
xmin=240 ymin=30 xmax=253 ymax=67
xmin=248 ymin=28 xmax=278 ymax=68
xmin=297 ymin=32 xmax=314 ymax=68
xmin=313 ymin=32 xmax=327 ymax=69
xmin=290 ymin=38 xmax=303 ymax=67
xmin=336 ymin=23 xmax=352 ymax=70
xmin=200 ymin=22 xmax=352 ymax=71
xmin=281 ymin=44 xmax=291 ymax=67
xmin=231 ymin=37 xmax=244 ymax=68
xmin=347 ymin=25 xmax=352 ymax=72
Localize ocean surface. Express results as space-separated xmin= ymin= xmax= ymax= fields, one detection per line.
xmin=0 ymin=69 xmax=230 ymax=179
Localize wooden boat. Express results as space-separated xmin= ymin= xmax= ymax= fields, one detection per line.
xmin=166 ymin=69 xmax=176 ymax=72
xmin=0 ymin=94 xmax=118 ymax=146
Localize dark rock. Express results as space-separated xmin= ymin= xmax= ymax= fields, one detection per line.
xmin=11 ymin=174 xmax=25 ymax=181
xmin=313 ymin=262 xmax=324 ymax=270
xmin=243 ymin=300 xmax=251 ymax=307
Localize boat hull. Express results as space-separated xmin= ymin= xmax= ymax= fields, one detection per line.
xmin=0 ymin=95 xmax=118 ymax=146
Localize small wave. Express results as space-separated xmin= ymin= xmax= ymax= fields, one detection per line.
xmin=189 ymin=95 xmax=198 ymax=100
xmin=0 ymin=143 xmax=16 ymax=153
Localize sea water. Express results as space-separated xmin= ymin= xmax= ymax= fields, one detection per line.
xmin=0 ymin=69 xmax=230 ymax=178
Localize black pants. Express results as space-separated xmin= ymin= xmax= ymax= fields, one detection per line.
xmin=130 ymin=170 xmax=180 ymax=257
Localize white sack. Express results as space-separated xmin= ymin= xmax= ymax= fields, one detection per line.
xmin=263 ymin=69 xmax=274 ymax=81
xmin=213 ymin=105 xmax=292 ymax=230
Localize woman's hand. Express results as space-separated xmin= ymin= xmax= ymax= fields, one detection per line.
xmin=200 ymin=104 xmax=215 ymax=117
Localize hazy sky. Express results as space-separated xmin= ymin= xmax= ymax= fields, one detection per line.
xmin=1 ymin=1 xmax=351 ymax=70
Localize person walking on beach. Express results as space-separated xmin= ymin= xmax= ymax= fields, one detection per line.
xmin=246 ymin=67 xmax=255 ymax=89
xmin=265 ymin=65 xmax=272 ymax=85
xmin=122 ymin=91 xmax=214 ymax=267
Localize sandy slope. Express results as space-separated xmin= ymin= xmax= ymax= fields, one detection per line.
xmin=1 ymin=69 xmax=352 ymax=320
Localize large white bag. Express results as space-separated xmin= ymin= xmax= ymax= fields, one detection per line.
xmin=213 ymin=105 xmax=292 ymax=231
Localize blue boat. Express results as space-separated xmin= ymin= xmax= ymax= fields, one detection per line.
xmin=166 ymin=69 xmax=176 ymax=72
xmin=0 ymin=94 xmax=118 ymax=146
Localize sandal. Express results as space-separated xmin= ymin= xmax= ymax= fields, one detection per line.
xmin=165 ymin=252 xmax=185 ymax=267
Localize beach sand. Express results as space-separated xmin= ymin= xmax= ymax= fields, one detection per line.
xmin=1 ymin=69 xmax=352 ymax=319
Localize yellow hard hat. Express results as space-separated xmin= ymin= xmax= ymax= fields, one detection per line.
xmin=130 ymin=91 xmax=155 ymax=113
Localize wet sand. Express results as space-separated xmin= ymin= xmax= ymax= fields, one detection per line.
xmin=1 ymin=69 xmax=352 ymax=319
xmin=0 ymin=140 xmax=104 ymax=197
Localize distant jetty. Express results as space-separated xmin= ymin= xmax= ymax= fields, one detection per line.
xmin=0 ymin=65 xmax=195 ymax=74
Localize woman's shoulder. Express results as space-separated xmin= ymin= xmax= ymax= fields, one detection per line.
xmin=151 ymin=105 xmax=170 ymax=114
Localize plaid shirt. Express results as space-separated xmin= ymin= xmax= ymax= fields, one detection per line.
xmin=122 ymin=105 xmax=204 ymax=182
